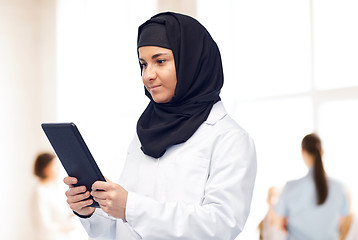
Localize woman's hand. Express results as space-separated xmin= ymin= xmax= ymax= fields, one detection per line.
xmin=91 ymin=178 xmax=128 ymax=220
xmin=63 ymin=176 xmax=95 ymax=217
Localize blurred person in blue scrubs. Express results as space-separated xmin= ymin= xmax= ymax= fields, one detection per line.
xmin=31 ymin=152 xmax=76 ymax=240
xmin=275 ymin=133 xmax=349 ymax=240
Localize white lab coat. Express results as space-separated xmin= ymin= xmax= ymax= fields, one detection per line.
xmin=80 ymin=101 xmax=257 ymax=240
xmin=31 ymin=180 xmax=76 ymax=240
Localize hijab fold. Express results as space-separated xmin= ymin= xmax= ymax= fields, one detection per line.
xmin=137 ymin=12 xmax=224 ymax=158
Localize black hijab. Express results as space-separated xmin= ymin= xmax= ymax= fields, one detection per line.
xmin=136 ymin=12 xmax=224 ymax=158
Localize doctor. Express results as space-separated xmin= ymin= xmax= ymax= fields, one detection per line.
xmin=64 ymin=12 xmax=257 ymax=240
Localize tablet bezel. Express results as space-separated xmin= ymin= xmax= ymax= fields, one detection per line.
xmin=41 ymin=122 xmax=105 ymax=208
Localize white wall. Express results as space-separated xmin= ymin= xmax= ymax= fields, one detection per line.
xmin=56 ymin=0 xmax=156 ymax=181
xmin=0 ymin=0 xmax=57 ymax=239
xmin=157 ymin=0 xmax=196 ymax=17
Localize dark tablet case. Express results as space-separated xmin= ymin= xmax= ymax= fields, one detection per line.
xmin=41 ymin=122 xmax=105 ymax=208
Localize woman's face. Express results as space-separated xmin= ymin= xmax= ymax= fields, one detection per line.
xmin=138 ymin=46 xmax=177 ymax=103
xmin=44 ymin=158 xmax=59 ymax=181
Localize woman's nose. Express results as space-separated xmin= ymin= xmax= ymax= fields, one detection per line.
xmin=143 ymin=65 xmax=157 ymax=82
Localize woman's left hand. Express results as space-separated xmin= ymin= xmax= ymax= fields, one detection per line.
xmin=91 ymin=177 xmax=128 ymax=220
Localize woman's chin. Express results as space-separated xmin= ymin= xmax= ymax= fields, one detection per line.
xmin=152 ymin=96 xmax=171 ymax=104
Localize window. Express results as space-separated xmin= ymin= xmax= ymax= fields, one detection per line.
xmin=313 ymin=0 xmax=358 ymax=90
xmin=197 ymin=0 xmax=358 ymax=239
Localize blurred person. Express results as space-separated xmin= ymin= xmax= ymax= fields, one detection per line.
xmin=340 ymin=189 xmax=358 ymax=240
xmin=63 ymin=12 xmax=257 ymax=239
xmin=32 ymin=152 xmax=76 ymax=240
xmin=258 ymin=186 xmax=287 ymax=240
xmin=275 ymin=133 xmax=349 ymax=240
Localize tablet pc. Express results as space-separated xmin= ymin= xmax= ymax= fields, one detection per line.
xmin=41 ymin=122 xmax=105 ymax=208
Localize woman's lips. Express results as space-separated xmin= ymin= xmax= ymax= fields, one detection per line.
xmin=149 ymin=85 xmax=161 ymax=92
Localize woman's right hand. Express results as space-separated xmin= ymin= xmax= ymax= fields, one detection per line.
xmin=64 ymin=176 xmax=95 ymax=217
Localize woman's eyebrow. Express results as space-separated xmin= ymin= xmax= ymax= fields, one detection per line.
xmin=139 ymin=53 xmax=169 ymax=62
xmin=152 ymin=53 xmax=169 ymax=59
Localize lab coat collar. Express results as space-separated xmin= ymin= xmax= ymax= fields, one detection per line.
xmin=204 ymin=101 xmax=227 ymax=125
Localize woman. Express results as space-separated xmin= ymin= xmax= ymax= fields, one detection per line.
xmin=64 ymin=12 xmax=257 ymax=239
xmin=275 ymin=133 xmax=349 ymax=240
xmin=258 ymin=186 xmax=287 ymax=240
xmin=340 ymin=189 xmax=358 ymax=240
xmin=32 ymin=152 xmax=75 ymax=240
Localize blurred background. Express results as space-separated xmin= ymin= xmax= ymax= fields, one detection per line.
xmin=1 ymin=0 xmax=357 ymax=239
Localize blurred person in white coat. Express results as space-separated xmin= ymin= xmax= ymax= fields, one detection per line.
xmin=63 ymin=12 xmax=257 ymax=240
xmin=31 ymin=152 xmax=76 ymax=240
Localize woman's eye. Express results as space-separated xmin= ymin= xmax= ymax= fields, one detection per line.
xmin=157 ymin=59 xmax=166 ymax=64
xmin=140 ymin=62 xmax=147 ymax=68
